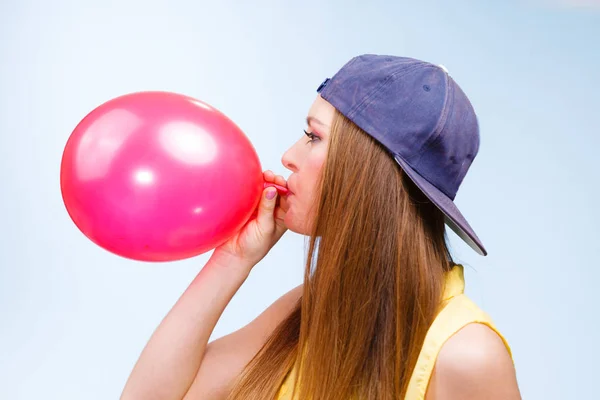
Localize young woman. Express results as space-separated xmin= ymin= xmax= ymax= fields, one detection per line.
xmin=121 ymin=55 xmax=521 ymax=400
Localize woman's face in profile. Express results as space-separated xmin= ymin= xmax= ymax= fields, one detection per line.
xmin=281 ymin=95 xmax=335 ymax=235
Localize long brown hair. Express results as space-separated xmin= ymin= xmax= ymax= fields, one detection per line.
xmin=227 ymin=110 xmax=454 ymax=399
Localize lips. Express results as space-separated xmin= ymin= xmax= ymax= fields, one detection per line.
xmin=286 ymin=177 xmax=296 ymax=195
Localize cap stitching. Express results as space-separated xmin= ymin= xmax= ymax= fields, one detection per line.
xmin=347 ymin=63 xmax=427 ymax=119
xmin=409 ymin=66 xmax=452 ymax=163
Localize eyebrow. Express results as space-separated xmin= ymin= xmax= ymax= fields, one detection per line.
xmin=306 ymin=116 xmax=329 ymax=129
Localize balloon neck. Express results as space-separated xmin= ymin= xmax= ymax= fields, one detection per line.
xmin=263 ymin=181 xmax=289 ymax=195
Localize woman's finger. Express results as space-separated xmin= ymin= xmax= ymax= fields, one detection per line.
xmin=263 ymin=170 xmax=275 ymax=182
xmin=274 ymin=174 xmax=287 ymax=187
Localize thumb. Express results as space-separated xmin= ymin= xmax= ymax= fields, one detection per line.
xmin=256 ymin=187 xmax=278 ymax=234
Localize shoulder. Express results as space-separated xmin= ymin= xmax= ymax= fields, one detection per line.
xmin=426 ymin=323 xmax=521 ymax=400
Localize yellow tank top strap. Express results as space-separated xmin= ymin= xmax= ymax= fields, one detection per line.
xmin=404 ymin=265 xmax=512 ymax=399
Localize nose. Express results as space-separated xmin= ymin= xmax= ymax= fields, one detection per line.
xmin=281 ymin=146 xmax=298 ymax=173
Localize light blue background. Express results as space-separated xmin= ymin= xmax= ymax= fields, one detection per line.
xmin=1 ymin=0 xmax=598 ymax=398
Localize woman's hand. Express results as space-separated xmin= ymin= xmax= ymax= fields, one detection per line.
xmin=212 ymin=170 xmax=289 ymax=268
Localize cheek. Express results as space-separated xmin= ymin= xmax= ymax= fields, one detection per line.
xmin=309 ymin=153 xmax=325 ymax=169
xmin=302 ymin=149 xmax=327 ymax=200
xmin=306 ymin=150 xmax=327 ymax=183
xmin=298 ymin=152 xmax=326 ymax=227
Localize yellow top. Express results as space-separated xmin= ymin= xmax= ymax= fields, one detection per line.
xmin=276 ymin=265 xmax=512 ymax=400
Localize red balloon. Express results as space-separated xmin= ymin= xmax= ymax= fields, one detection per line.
xmin=60 ymin=91 xmax=285 ymax=262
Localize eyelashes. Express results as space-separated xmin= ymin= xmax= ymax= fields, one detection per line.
xmin=304 ymin=129 xmax=320 ymax=144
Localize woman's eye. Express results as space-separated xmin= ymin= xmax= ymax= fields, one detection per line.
xmin=304 ymin=130 xmax=320 ymax=143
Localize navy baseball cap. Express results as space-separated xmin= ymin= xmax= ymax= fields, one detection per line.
xmin=317 ymin=54 xmax=487 ymax=256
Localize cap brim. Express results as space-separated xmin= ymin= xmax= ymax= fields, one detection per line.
xmin=394 ymin=155 xmax=487 ymax=256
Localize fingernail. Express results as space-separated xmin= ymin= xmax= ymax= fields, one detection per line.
xmin=266 ymin=189 xmax=277 ymax=200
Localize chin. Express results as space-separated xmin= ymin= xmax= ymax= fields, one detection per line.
xmin=284 ymin=213 xmax=311 ymax=236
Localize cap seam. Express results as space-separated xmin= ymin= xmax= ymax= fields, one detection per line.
xmin=347 ymin=63 xmax=428 ymax=119
xmin=325 ymin=56 xmax=362 ymax=98
xmin=410 ymin=66 xmax=453 ymax=164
